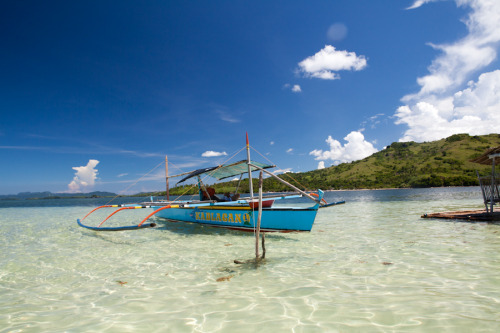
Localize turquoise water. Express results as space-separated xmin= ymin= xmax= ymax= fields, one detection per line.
xmin=1 ymin=187 xmax=500 ymax=332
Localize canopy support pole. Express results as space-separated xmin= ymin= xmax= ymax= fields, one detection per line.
xmin=165 ymin=155 xmax=169 ymax=200
xmin=246 ymin=132 xmax=254 ymax=200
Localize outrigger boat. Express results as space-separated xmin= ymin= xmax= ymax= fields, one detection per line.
xmin=77 ymin=134 xmax=344 ymax=232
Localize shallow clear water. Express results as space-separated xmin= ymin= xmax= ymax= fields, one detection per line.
xmin=1 ymin=187 xmax=500 ymax=332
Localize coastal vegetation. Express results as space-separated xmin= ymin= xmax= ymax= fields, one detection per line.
xmin=167 ymin=133 xmax=500 ymax=195
xmin=0 ymin=191 xmax=117 ymax=201
xmin=2 ymin=133 xmax=499 ymax=200
xmin=279 ymin=133 xmax=500 ymax=191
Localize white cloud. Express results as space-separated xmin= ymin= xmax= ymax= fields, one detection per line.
xmin=117 ymin=173 xmax=128 ymax=178
xmin=67 ymin=159 xmax=99 ymax=193
xmin=298 ymin=45 xmax=367 ymax=80
xmin=317 ymin=161 xmax=326 ymax=169
xmin=286 ymin=148 xmax=293 ymax=154
xmin=310 ymin=131 xmax=378 ymax=165
xmin=406 ymin=0 xmax=440 ymax=10
xmin=273 ymin=168 xmax=293 ymax=175
xmin=396 ymin=0 xmax=500 ymax=142
xmin=361 ymin=113 xmax=385 ymax=129
xmin=396 ymin=70 xmax=500 ymax=142
xmin=284 ymin=83 xmax=302 ymax=93
xmin=202 ymin=151 xmax=227 ymax=157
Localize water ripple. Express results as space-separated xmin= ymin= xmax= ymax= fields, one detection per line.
xmin=1 ymin=189 xmax=500 ymax=331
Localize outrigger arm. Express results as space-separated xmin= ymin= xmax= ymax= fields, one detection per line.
xmin=77 ymin=204 xmax=158 ymax=231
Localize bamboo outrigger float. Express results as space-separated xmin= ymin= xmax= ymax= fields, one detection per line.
xmin=77 ymin=134 xmax=344 ymax=233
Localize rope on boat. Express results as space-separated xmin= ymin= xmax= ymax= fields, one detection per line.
xmin=104 ymin=160 xmax=166 ymax=206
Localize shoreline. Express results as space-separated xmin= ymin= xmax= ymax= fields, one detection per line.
xmin=0 ymin=185 xmax=482 ymax=201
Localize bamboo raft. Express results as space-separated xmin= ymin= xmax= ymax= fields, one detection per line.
xmin=421 ymin=208 xmax=500 ymax=222
xmin=423 ymin=146 xmax=500 ymax=222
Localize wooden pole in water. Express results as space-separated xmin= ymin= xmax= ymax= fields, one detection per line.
xmin=491 ymin=156 xmax=496 ymax=214
xmin=165 ymin=155 xmax=170 ymax=201
xmin=256 ymin=170 xmax=263 ymax=259
xmin=261 ymin=233 xmax=266 ymax=259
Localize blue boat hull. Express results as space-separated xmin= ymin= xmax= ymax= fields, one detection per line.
xmin=153 ymin=205 xmax=319 ymax=232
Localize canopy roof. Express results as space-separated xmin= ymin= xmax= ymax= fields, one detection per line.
xmin=176 ymin=160 xmax=275 ymax=184
xmin=470 ymin=146 xmax=500 ymax=165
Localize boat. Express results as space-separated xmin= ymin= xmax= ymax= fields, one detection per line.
xmin=77 ymin=134 xmax=345 ymax=232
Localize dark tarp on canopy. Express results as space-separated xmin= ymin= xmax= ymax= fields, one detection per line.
xmin=177 ymin=160 xmax=275 ymax=184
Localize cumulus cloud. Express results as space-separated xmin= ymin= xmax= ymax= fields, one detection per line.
xmin=396 ymin=70 xmax=500 ymax=141
xmin=202 ymin=151 xmax=227 ymax=157
xmin=67 ymin=159 xmax=99 ymax=193
xmin=298 ymin=45 xmax=367 ymax=80
xmin=396 ymin=0 xmax=500 ymax=142
xmin=317 ymin=161 xmax=326 ymax=169
xmin=310 ymin=131 xmax=378 ymax=165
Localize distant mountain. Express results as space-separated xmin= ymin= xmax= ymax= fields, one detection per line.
xmin=0 ymin=191 xmax=118 ymax=200
xmin=4 ymin=133 xmax=500 ymax=199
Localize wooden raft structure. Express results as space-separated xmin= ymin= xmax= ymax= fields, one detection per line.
xmin=422 ymin=208 xmax=500 ymax=222
xmin=471 ymin=146 xmax=500 ymax=213
xmin=422 ymin=145 xmax=500 ymax=222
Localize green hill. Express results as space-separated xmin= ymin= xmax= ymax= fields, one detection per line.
xmin=276 ymin=133 xmax=500 ymax=190
xmin=163 ymin=133 xmax=500 ymax=196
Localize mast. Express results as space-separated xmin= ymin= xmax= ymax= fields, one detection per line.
xmin=246 ymin=132 xmax=254 ymax=199
xmin=165 ymin=155 xmax=169 ymax=200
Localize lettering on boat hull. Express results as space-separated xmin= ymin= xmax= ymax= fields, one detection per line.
xmin=194 ymin=211 xmax=252 ymax=226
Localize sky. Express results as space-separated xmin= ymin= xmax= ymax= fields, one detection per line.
xmin=1 ymin=0 xmax=500 ymax=195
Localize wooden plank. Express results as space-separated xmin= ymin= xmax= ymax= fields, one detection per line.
xmin=421 ymin=209 xmax=500 ymax=221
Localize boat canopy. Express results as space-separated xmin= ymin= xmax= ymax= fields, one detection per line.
xmin=177 ymin=160 xmax=275 ymax=184
xmin=470 ymin=146 xmax=500 ymax=165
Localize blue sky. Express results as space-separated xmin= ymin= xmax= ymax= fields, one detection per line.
xmin=1 ymin=0 xmax=500 ymax=195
